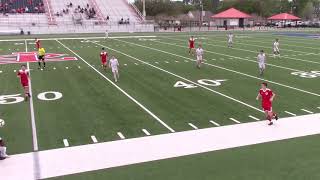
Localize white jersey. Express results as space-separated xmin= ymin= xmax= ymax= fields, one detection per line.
xmin=109 ymin=58 xmax=119 ymax=70
xmin=105 ymin=31 xmax=109 ymax=38
xmin=196 ymin=48 xmax=204 ymax=57
xmin=273 ymin=41 xmax=279 ymax=51
xmin=257 ymin=53 xmax=266 ymax=64
xmin=228 ymin=34 xmax=233 ymax=42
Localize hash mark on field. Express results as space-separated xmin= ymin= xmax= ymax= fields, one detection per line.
xmin=78 ymin=66 xmax=81 ymax=69
xmin=188 ymin=123 xmax=198 ymax=130
xmin=165 ymin=61 xmax=169 ymax=63
xmin=317 ymin=107 xmax=320 ymax=109
xmin=209 ymin=120 xmax=220 ymax=127
xmin=134 ymin=63 xmax=139 ymax=65
xmin=124 ymin=64 xmax=127 ymax=66
xmin=155 ymin=62 xmax=159 ymax=64
xmin=91 ymin=136 xmax=98 ymax=143
xmin=65 ymin=67 xmax=69 ymax=69
xmin=14 ymin=70 xmax=16 ymax=72
xmin=284 ymin=111 xmax=297 ymax=116
xmin=184 ymin=60 xmax=189 ymax=62
xmin=142 ymin=129 xmax=151 ymax=136
xmin=175 ymin=61 xmax=179 ymax=63
xmin=63 ymin=139 xmax=69 ymax=147
xmin=117 ymin=132 xmax=125 ymax=139
xmin=53 ymin=67 xmax=56 ymax=70
xmin=0 ymin=71 xmax=2 ymax=73
xmin=249 ymin=115 xmax=260 ymax=121
xmin=212 ymin=59 xmax=216 ymax=60
xmin=301 ymin=109 xmax=314 ymax=114
xmin=229 ymin=118 xmax=241 ymax=124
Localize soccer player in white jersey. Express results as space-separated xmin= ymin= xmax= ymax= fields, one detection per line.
xmin=227 ymin=33 xmax=234 ymax=48
xmin=105 ymin=30 xmax=109 ymax=39
xmin=257 ymin=50 xmax=266 ymax=76
xmin=273 ymin=38 xmax=280 ymax=58
xmin=109 ymin=56 xmax=119 ymax=82
xmin=196 ymin=44 xmax=204 ymax=69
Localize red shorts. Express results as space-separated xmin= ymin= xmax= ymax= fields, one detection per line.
xmin=21 ymin=82 xmax=29 ymax=87
xmin=262 ymin=105 xmax=272 ymax=112
xmin=101 ymin=60 xmax=107 ymax=65
xmin=189 ymin=45 xmax=194 ymax=49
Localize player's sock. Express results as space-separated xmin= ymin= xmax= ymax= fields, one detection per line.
xmin=38 ymin=62 xmax=41 ymax=69
xmin=273 ymin=112 xmax=278 ymax=120
xmin=43 ymin=62 xmax=46 ymax=68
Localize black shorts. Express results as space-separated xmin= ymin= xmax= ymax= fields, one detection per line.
xmin=38 ymin=55 xmax=45 ymax=60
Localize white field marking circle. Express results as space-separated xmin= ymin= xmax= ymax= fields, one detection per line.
xmin=37 ymin=91 xmax=63 ymax=101
xmin=0 ymin=94 xmax=25 ymax=105
xmin=0 ymin=119 xmax=5 ymax=127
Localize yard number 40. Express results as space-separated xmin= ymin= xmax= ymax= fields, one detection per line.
xmin=174 ymin=79 xmax=227 ymax=89
xmin=0 ymin=91 xmax=62 ymax=105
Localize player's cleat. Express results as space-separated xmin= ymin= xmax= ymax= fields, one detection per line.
xmin=268 ymin=122 xmax=273 ymax=126
xmin=274 ymin=114 xmax=278 ymax=121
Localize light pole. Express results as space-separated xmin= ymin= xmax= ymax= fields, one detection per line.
xmin=142 ymin=0 xmax=146 ymax=18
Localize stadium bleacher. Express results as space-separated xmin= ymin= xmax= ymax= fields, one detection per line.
xmin=0 ymin=0 xmax=45 ymax=14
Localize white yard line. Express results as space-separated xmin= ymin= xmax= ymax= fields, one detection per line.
xmin=142 ymin=129 xmax=151 ymax=136
xmin=301 ymin=109 xmax=314 ymax=114
xmin=57 ymin=40 xmax=175 ymax=133
xmin=284 ymin=111 xmax=297 ymax=116
xmin=90 ymin=41 xmax=264 ymax=113
xmin=0 ymin=36 xmax=157 ymax=42
xmin=229 ymin=118 xmax=241 ymax=124
xmin=248 ymin=115 xmax=260 ymax=121
xmin=209 ymin=120 xmax=220 ymax=127
xmin=116 ymin=39 xmax=320 ymax=97
xmin=117 ymin=132 xmax=126 ymax=139
xmin=317 ymin=107 xmax=320 ymax=110
xmin=188 ymin=123 xmax=199 ymax=130
xmin=63 ymin=139 xmax=69 ymax=147
xmin=4 ymin=114 xmax=320 ymax=180
xmin=91 ymin=136 xmax=98 ymax=143
xmin=25 ymin=40 xmax=39 ymax=151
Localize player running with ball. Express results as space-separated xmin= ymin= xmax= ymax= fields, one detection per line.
xmin=109 ymin=56 xmax=119 ymax=82
xmin=17 ymin=65 xmax=31 ymax=101
xmin=256 ymin=82 xmax=278 ymax=125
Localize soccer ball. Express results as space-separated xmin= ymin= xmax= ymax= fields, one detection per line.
xmin=0 ymin=119 xmax=5 ymax=127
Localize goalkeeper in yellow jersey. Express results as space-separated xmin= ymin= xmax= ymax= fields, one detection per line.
xmin=38 ymin=47 xmax=46 ymax=70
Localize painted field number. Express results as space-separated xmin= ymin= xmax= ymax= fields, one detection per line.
xmin=0 ymin=91 xmax=62 ymax=105
xmin=174 ymin=79 xmax=227 ymax=89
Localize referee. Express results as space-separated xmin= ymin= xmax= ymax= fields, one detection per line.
xmin=38 ymin=47 xmax=46 ymax=69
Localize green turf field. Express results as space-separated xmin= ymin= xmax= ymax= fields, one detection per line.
xmin=0 ymin=31 xmax=319 ymax=179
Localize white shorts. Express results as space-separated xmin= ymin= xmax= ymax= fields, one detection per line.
xmin=273 ymin=48 xmax=279 ymax=53
xmin=259 ymin=63 xmax=265 ymax=69
xmin=228 ymin=40 xmax=233 ymax=43
xmin=197 ymin=56 xmax=203 ymax=61
xmin=112 ymin=67 xmax=118 ymax=73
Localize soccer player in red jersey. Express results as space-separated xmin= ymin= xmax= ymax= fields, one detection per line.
xmin=17 ymin=65 xmax=31 ymax=101
xmin=256 ymin=82 xmax=278 ymax=125
xmin=100 ymin=47 xmax=108 ymax=70
xmin=35 ymin=38 xmax=41 ymax=49
xmin=189 ymin=36 xmax=195 ymax=55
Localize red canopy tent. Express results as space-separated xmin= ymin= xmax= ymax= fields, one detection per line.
xmin=211 ymin=8 xmax=252 ymax=28
xmin=268 ymin=13 xmax=301 ymax=21
xmin=211 ymin=8 xmax=252 ymax=19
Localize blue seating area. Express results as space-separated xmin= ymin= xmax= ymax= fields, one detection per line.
xmin=0 ymin=0 xmax=45 ymax=14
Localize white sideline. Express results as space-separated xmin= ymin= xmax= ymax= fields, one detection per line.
xmin=56 ymin=40 xmax=175 ymax=133
xmin=0 ymin=36 xmax=157 ymax=42
xmin=2 ymin=114 xmax=320 ymax=180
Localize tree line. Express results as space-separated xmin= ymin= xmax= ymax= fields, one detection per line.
xmin=134 ymin=0 xmax=319 ymax=19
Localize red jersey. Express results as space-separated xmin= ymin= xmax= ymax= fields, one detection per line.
xmin=35 ymin=40 xmax=40 ymax=49
xmin=259 ymin=88 xmax=273 ymax=111
xmin=189 ymin=38 xmax=195 ymax=48
xmin=17 ymin=69 xmax=29 ymax=87
xmin=100 ymin=51 xmax=108 ymax=63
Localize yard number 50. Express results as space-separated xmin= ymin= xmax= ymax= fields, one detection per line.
xmin=0 ymin=91 xmax=62 ymax=105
